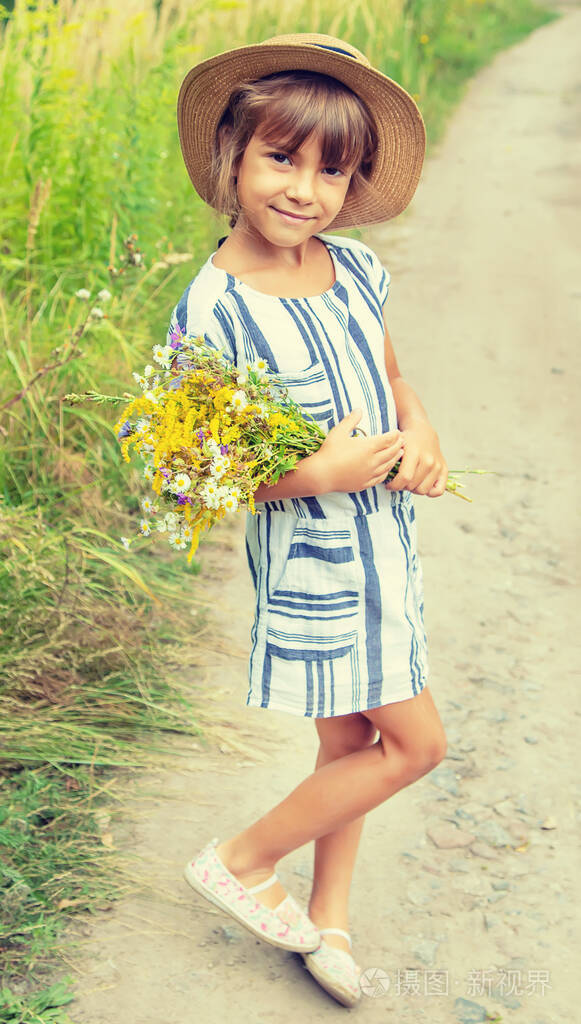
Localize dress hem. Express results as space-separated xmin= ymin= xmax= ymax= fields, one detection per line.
xmin=245 ymin=675 xmax=429 ymax=719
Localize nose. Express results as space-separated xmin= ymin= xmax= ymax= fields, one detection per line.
xmin=285 ymin=168 xmax=316 ymax=204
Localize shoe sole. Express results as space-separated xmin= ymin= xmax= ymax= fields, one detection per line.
xmin=303 ymin=954 xmax=362 ymax=1008
xmin=183 ymin=861 xmax=320 ymax=953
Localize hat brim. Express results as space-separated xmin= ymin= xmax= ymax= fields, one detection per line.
xmin=177 ymin=40 xmax=426 ymax=229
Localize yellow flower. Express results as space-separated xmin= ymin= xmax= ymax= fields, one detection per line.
xmin=420 ymin=33 xmax=429 ymax=44
xmin=213 ymin=386 xmax=234 ymax=410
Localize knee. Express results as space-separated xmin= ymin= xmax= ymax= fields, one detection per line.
xmin=381 ymin=727 xmax=447 ymax=782
xmin=407 ymin=728 xmax=448 ymax=779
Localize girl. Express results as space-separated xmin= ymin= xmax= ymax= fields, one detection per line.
xmin=174 ymin=34 xmax=448 ymax=1007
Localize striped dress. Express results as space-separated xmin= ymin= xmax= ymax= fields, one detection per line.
xmin=167 ymin=233 xmax=428 ymax=718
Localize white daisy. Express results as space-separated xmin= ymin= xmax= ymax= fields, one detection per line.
xmin=221 ymin=494 xmax=239 ymax=514
xmin=237 ymin=373 xmax=248 ymax=386
xmin=132 ymin=372 xmax=148 ymax=389
xmin=206 ymin=439 xmax=221 ymax=457
xmin=151 ymin=344 xmax=173 ymax=368
xmin=229 ymin=390 xmax=248 ymax=412
xmin=165 ymin=512 xmax=179 ymax=530
xmin=182 ymin=525 xmax=193 ymax=541
xmin=168 ymin=533 xmax=187 ymax=550
xmin=143 ymin=464 xmax=154 ymax=481
xmin=120 ymin=536 xmax=131 ymax=550
xmin=252 ymin=357 xmax=269 ymax=377
xmin=144 ymin=390 xmax=159 ymax=404
xmin=140 ymin=519 xmax=152 ymax=536
xmin=210 ymin=457 xmax=230 ymax=479
xmin=172 ymin=471 xmax=191 ymax=493
xmin=97 ymin=288 xmax=112 ymax=303
xmin=141 ymin=497 xmax=154 ymax=513
xmin=75 ymin=288 xmax=91 ymax=300
xmin=156 ymin=520 xmax=168 ymax=533
xmin=89 ymin=306 xmax=104 ymax=319
xmin=143 ymin=364 xmax=154 ymax=378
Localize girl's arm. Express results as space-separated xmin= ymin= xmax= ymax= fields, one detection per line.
xmin=382 ymin=312 xmax=448 ymax=498
xmin=253 ymin=411 xmax=404 ymax=502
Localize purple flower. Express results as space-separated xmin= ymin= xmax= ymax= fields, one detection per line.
xmin=117 ymin=419 xmax=132 ymax=439
xmin=197 ymin=429 xmax=206 ymax=441
xmin=177 ymin=493 xmax=187 ymax=505
xmin=220 ymin=444 xmax=229 ymax=454
xmin=160 ymin=468 xmax=171 ymax=478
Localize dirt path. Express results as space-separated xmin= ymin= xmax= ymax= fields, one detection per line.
xmin=69 ymin=11 xmax=580 ymax=1022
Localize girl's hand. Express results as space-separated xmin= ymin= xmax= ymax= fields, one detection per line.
xmin=385 ymin=418 xmax=448 ymax=497
xmin=317 ymin=409 xmax=404 ymax=492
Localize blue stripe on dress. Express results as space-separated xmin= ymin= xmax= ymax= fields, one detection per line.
xmin=332 ymin=247 xmax=384 ymax=329
xmin=317 ymin=662 xmax=325 ymax=716
xmin=227 ymin=289 xmax=279 ymax=369
xmin=288 ymin=543 xmax=354 ymax=563
xmin=306 ymin=662 xmax=314 ymax=715
xmin=354 ymin=516 xmax=383 ymax=703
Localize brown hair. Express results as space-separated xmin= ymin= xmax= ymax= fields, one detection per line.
xmin=209 ymin=71 xmax=377 ymax=227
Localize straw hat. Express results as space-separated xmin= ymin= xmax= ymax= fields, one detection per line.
xmin=177 ymin=33 xmax=426 ymax=228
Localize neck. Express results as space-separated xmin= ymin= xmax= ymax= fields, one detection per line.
xmin=227 ymin=217 xmax=315 ymax=270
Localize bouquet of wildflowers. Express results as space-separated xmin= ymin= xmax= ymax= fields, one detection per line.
xmin=108 ymin=331 xmax=476 ymax=565
xmin=113 ymin=332 xmax=327 ymax=563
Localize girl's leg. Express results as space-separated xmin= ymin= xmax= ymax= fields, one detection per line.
xmin=216 ymin=685 xmax=446 ymax=907
xmin=307 ymin=712 xmax=378 ymax=952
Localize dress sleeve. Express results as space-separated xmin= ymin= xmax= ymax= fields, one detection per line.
xmin=359 ymin=242 xmax=391 ymax=307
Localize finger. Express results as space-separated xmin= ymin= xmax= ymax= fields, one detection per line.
xmin=411 ymin=463 xmax=442 ymax=496
xmin=427 ymin=475 xmax=448 ymax=498
xmin=385 ymin=451 xmax=418 ymax=491
xmin=371 ymin=429 xmax=403 ymax=452
xmin=374 ymin=448 xmax=404 ymax=479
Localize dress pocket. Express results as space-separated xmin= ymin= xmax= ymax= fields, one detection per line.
xmin=268 ymin=519 xmax=360 ymax=631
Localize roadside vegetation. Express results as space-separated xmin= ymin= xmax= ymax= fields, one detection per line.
xmin=0 ymin=0 xmax=555 ymax=1020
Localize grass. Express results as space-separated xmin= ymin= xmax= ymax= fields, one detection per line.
xmin=0 ymin=0 xmax=557 ymax=1019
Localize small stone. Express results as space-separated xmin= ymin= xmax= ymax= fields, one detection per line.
xmin=508 ymin=821 xmax=529 ymax=843
xmin=412 ymin=939 xmax=439 ymax=966
xmin=483 ymin=709 xmax=508 ymax=723
xmin=483 ymin=912 xmax=501 ymax=930
xmin=454 ymin=807 xmax=477 ymax=823
xmin=429 ymin=763 xmax=460 ymax=796
xmin=407 ymin=882 xmax=431 ymax=906
xmin=454 ymin=996 xmax=489 ymax=1023
xmin=487 ymin=892 xmax=507 ymax=903
xmin=492 ymin=799 xmax=514 ymax=817
xmin=220 ymin=925 xmax=242 ymax=943
xmin=540 ymin=816 xmax=557 ymax=830
xmin=524 ymin=735 xmax=539 ymax=744
xmin=427 ymin=823 xmax=475 ymax=849
xmin=470 ymin=841 xmax=500 ymax=860
xmin=473 ymin=820 xmax=514 ymax=848
xmin=491 ymin=880 xmax=511 ymax=891
xmin=448 ymin=858 xmax=471 ymax=873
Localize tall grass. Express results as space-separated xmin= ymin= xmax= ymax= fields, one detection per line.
xmin=0 ymin=0 xmax=555 ymax=1019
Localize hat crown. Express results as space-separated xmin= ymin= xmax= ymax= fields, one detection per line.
xmin=261 ymin=33 xmax=370 ymax=68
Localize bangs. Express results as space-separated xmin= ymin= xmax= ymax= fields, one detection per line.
xmin=247 ymin=72 xmax=376 ymax=172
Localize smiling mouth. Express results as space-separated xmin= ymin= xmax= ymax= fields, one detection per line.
xmin=271 ymin=207 xmax=313 ymax=221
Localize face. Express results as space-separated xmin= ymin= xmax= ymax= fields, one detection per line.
xmin=234 ymin=128 xmax=353 ymax=247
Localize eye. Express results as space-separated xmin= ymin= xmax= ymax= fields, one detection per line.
xmin=269 ymin=152 xmax=291 ymax=165
xmin=323 ymin=166 xmax=347 ymax=179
